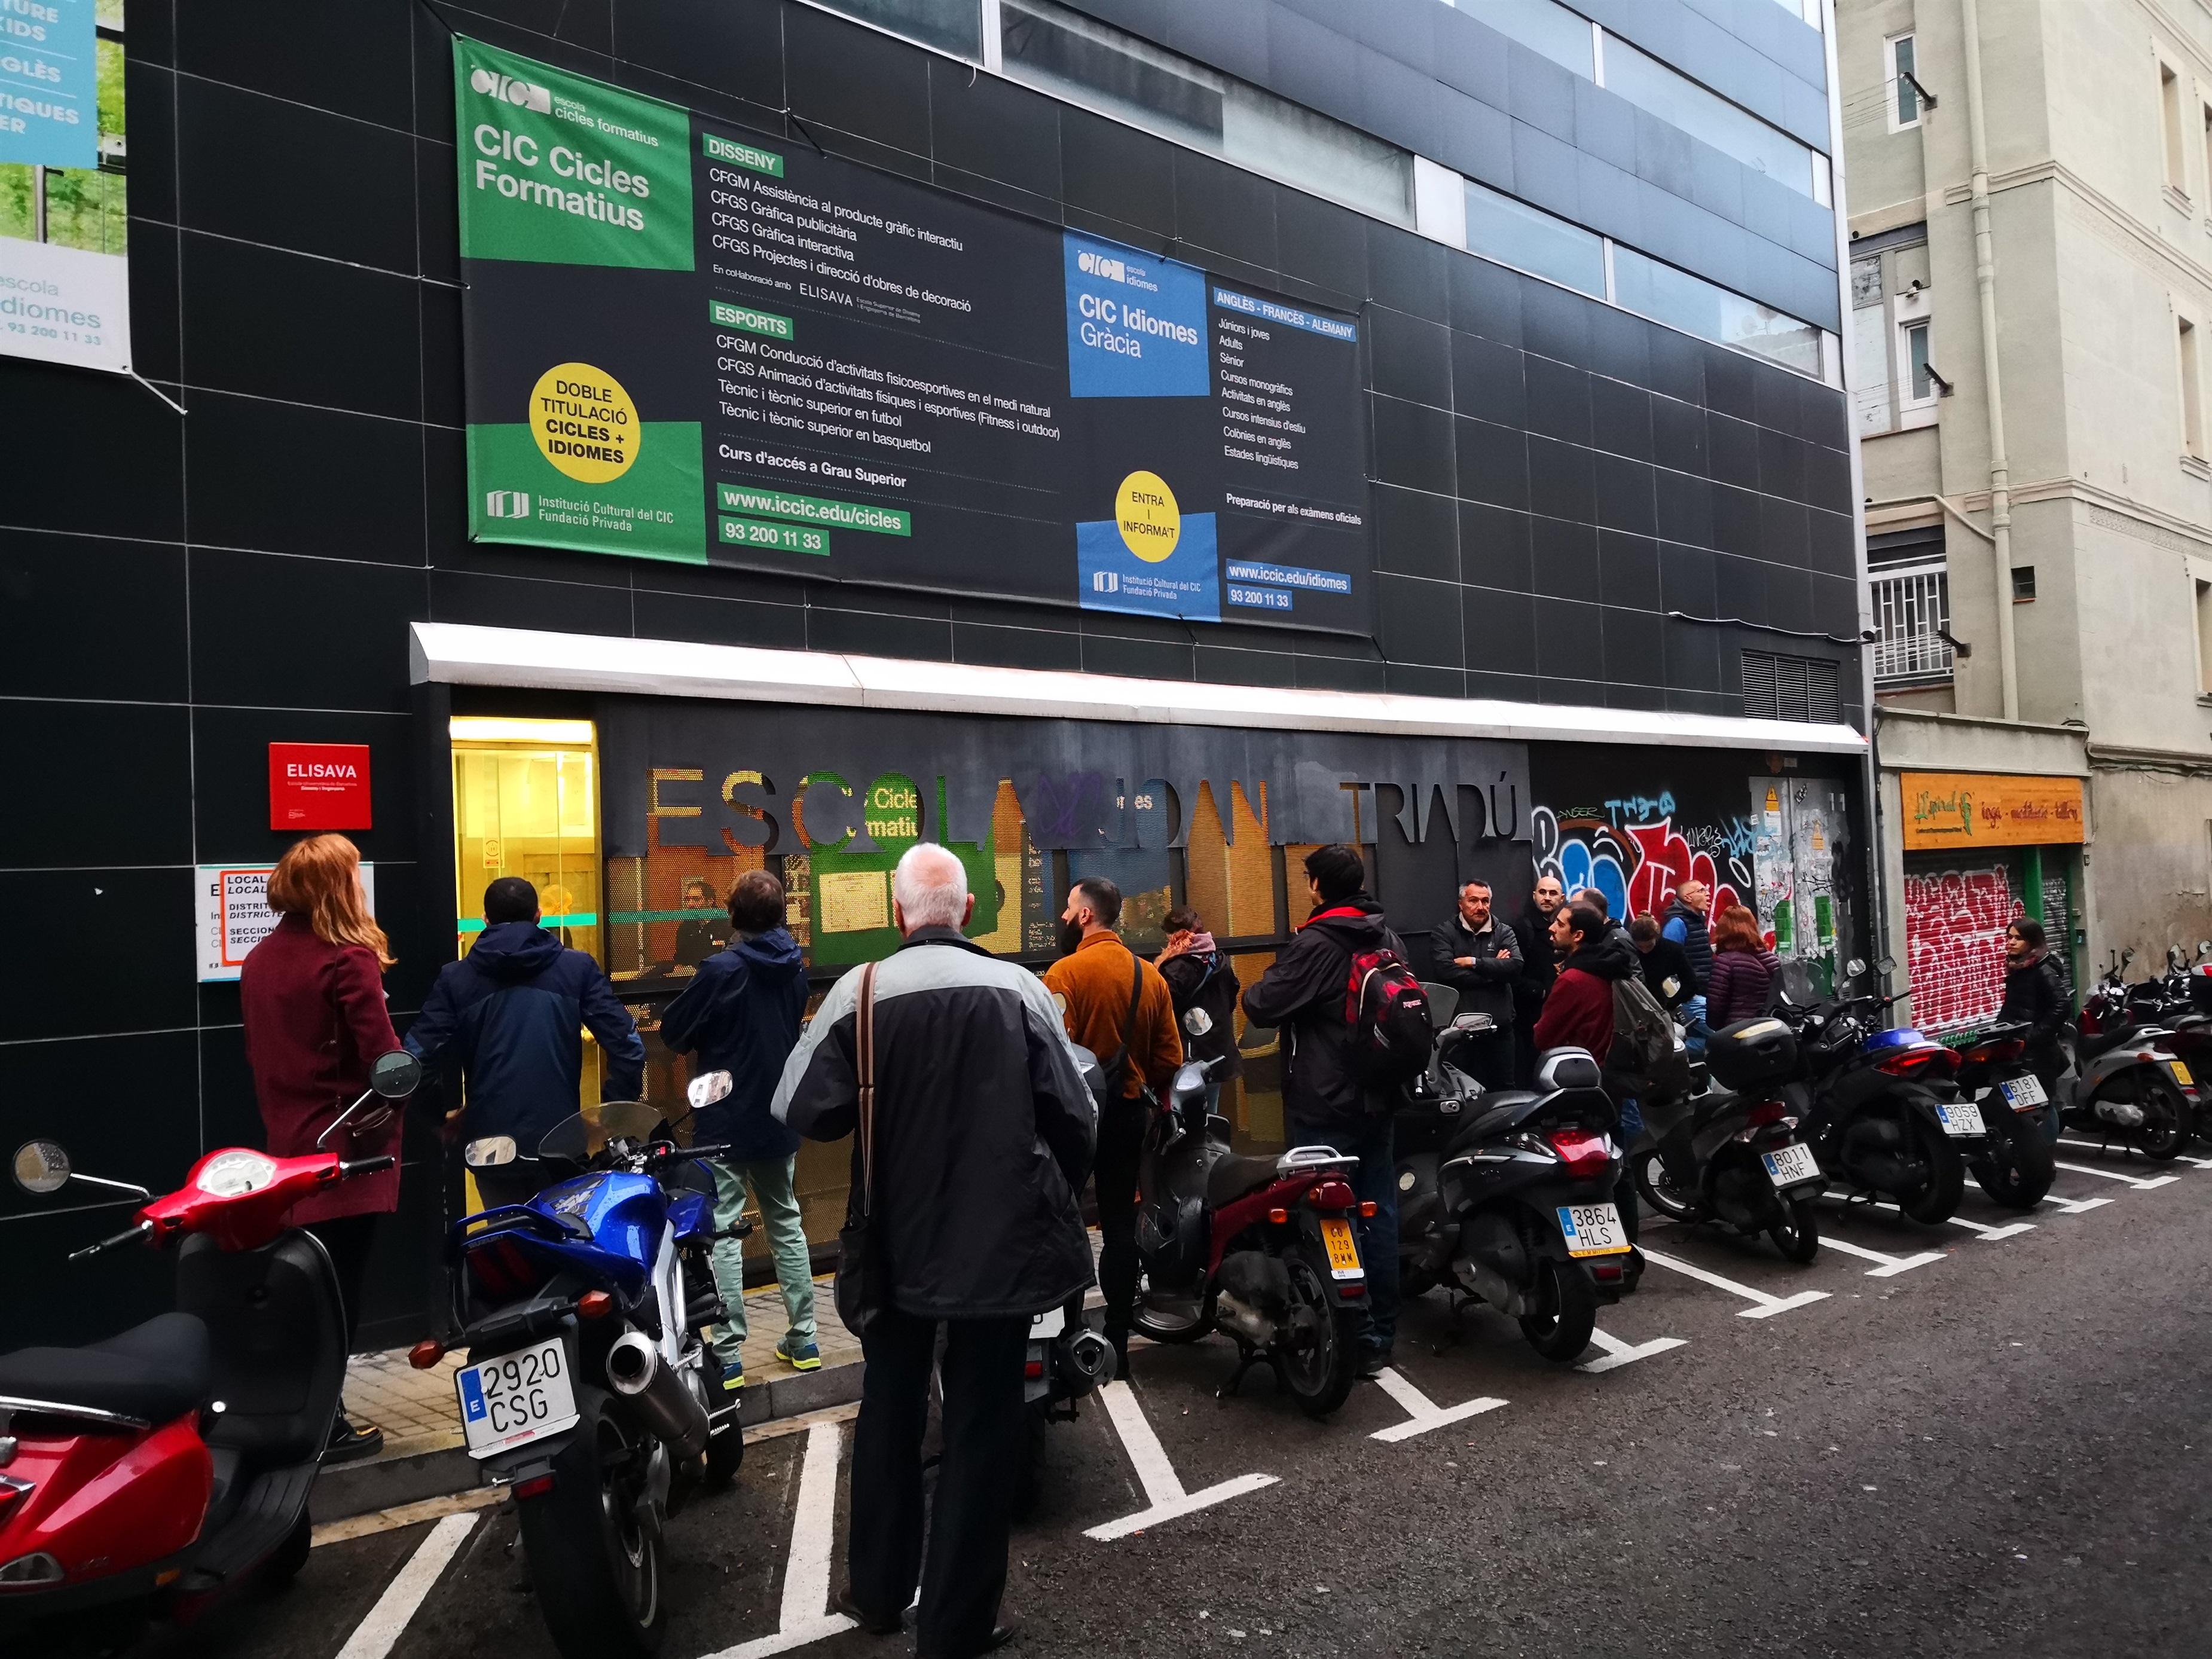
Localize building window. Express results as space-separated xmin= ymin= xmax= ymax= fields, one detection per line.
xmin=2183 ymin=314 xmax=2205 ymax=458
xmin=1903 ymin=317 xmax=1933 ymax=400
xmin=2163 ymin=59 xmax=2190 ymax=195
xmin=1000 ymin=0 xmax=1414 ymax=225
xmin=1871 ymin=564 xmax=1954 ymax=686
xmin=1743 ymin=651 xmax=1843 ymax=723
xmin=2196 ymin=579 xmax=2212 ymax=694
xmin=808 ymin=0 xmax=983 ymax=60
xmin=1612 ymin=246 xmax=1823 ymax=376
xmin=2011 ymin=566 xmax=2037 ymax=601
xmin=1462 ymin=179 xmax=1606 ymax=296
xmin=1450 ymin=0 xmax=1594 ymax=79
xmin=1601 ymin=34 xmax=1825 ymax=200
xmin=1887 ymin=33 xmax=1921 ymax=131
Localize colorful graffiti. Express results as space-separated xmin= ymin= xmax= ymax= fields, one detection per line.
xmin=1902 ymin=867 xmax=2017 ymax=1034
xmin=1531 ymin=803 xmax=1749 ymax=922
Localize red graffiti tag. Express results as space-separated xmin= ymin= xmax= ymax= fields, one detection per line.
xmin=1623 ymin=819 xmax=1742 ymax=919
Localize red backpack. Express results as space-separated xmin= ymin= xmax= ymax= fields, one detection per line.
xmin=1343 ymin=946 xmax=1434 ymax=1090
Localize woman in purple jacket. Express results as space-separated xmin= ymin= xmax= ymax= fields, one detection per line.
xmin=1703 ymin=905 xmax=1782 ymax=1028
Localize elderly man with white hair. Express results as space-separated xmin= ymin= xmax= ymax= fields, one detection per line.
xmin=773 ymin=842 xmax=1094 ymax=1659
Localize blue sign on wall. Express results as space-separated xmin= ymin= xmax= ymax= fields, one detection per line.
xmin=0 ymin=0 xmax=99 ymax=170
xmin=1062 ymin=231 xmax=1210 ymax=399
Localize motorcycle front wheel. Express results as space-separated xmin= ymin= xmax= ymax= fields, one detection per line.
xmin=517 ymin=1394 xmax=667 ymax=1659
xmin=1633 ymin=1148 xmax=1705 ymax=1222
xmin=1517 ymin=1256 xmax=1597 ymax=1362
xmin=2137 ymin=1078 xmax=2192 ymax=1160
xmin=1276 ymin=1247 xmax=1361 ymax=1419
xmin=1970 ymin=1111 xmax=2057 ymax=1209
xmin=1130 ymin=1266 xmax=1214 ymax=1345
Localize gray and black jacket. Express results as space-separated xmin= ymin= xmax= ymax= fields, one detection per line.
xmin=771 ymin=927 xmax=1097 ymax=1321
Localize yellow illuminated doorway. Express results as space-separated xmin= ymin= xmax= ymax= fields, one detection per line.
xmin=450 ymin=717 xmax=604 ymax=1104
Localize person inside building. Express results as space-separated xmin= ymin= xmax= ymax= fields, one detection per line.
xmin=1999 ymin=917 xmax=2072 ymax=1094
xmin=1243 ymin=844 xmax=1409 ymax=1373
xmin=1043 ymin=877 xmax=1182 ymax=1379
xmin=673 ymin=877 xmax=729 ymax=969
xmin=404 ymin=875 xmax=646 ymax=1207
xmin=1514 ymin=873 xmax=1567 ymax=1084
xmin=1533 ymin=900 xmax=1646 ymax=1286
xmin=1704 ymin=904 xmax=1783 ymax=1028
xmin=1429 ymin=878 xmax=1521 ymax=1089
xmin=658 ymin=869 xmax=817 ymax=1394
xmin=1630 ymin=912 xmax=1697 ymax=1015
xmin=1154 ymin=905 xmax=1241 ymax=1126
xmin=774 ymin=844 xmax=1095 ymax=1659
xmin=1661 ymin=880 xmax=1715 ymax=1056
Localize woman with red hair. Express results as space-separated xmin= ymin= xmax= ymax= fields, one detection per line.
xmin=240 ymin=832 xmax=403 ymax=1462
xmin=1703 ymin=904 xmax=1782 ymax=1028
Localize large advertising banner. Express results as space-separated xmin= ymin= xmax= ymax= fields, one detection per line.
xmin=0 ymin=0 xmax=129 ymax=373
xmin=454 ymin=39 xmax=1373 ymax=634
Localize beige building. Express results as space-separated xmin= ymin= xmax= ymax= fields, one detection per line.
xmin=1840 ymin=0 xmax=2212 ymax=1028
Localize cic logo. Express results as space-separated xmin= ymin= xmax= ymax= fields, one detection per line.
xmin=469 ymin=68 xmax=551 ymax=112
xmin=1076 ymin=249 xmax=1128 ymax=283
xmin=485 ymin=490 xmax=531 ymax=518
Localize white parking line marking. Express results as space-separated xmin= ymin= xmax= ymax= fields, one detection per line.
xmin=1819 ymin=1192 xmax=2035 ymax=1242
xmin=1816 ymin=1236 xmax=1947 ymax=1277
xmin=2037 ymin=1191 xmax=2113 ymax=1214
xmin=334 ymin=1512 xmax=479 ymax=1659
xmin=780 ymin=1420 xmax=847 ymax=1633
xmin=1084 ymin=1380 xmax=1278 ymax=1540
xmin=1576 ymin=1327 xmax=1688 ymax=1374
xmin=2060 ymin=1139 xmax=2212 ymax=1172
xmin=714 ymin=1617 xmax=860 ymax=1659
xmin=2053 ymin=1160 xmax=2179 ymax=1190
xmin=1636 ymin=1246 xmax=1831 ymax=1318
xmin=1368 ymin=1367 xmax=1508 ymax=1441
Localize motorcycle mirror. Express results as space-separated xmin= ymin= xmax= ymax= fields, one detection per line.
xmin=370 ymin=1050 xmax=423 ymax=1099
xmin=686 ymin=1070 xmax=734 ymax=1111
xmin=1452 ymin=1012 xmax=1496 ymax=1032
xmin=2124 ymin=947 xmax=2137 ymax=966
xmin=2200 ymin=940 xmax=2211 ymax=957
xmin=464 ymin=1135 xmax=518 ymax=1169
xmin=1877 ymin=955 xmax=1897 ymax=974
xmin=11 ymin=1138 xmax=71 ymax=1195
xmin=1845 ymin=957 xmax=1866 ymax=977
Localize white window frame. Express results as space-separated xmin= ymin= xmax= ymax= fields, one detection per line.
xmin=1886 ymin=33 xmax=1921 ymax=133
xmin=1870 ymin=560 xmax=1955 ymax=685
xmin=2189 ymin=555 xmax=2212 ymax=696
xmin=2180 ymin=302 xmax=2206 ymax=460
xmin=1894 ymin=288 xmax=1936 ymax=427
xmin=2160 ymin=51 xmax=2191 ymax=200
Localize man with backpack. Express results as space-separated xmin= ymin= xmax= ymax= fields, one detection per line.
xmin=1043 ymin=877 xmax=1182 ymax=1379
xmin=1244 ymin=845 xmax=1426 ymax=1373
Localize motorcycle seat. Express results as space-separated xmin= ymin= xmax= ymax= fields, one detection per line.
xmin=2077 ymin=1024 xmax=2144 ymax=1062
xmin=1442 ymin=1090 xmax=1542 ymax=1154
xmin=1205 ymin=1151 xmax=1284 ymax=1208
xmin=0 ymin=1310 xmax=212 ymax=1425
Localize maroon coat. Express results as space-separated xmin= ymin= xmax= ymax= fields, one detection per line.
xmin=239 ymin=913 xmax=404 ymax=1224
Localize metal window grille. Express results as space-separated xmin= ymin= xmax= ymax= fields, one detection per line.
xmin=1742 ymin=650 xmax=1842 ymax=722
xmin=1869 ymin=564 xmax=1954 ymax=684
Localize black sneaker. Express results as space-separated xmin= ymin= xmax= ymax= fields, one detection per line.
xmin=835 ymin=1588 xmax=903 ymax=1636
xmin=324 ymin=1416 xmax=385 ymax=1464
xmin=1356 ymin=1346 xmax=1393 ymax=1381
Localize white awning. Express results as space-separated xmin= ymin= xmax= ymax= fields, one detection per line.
xmin=410 ymin=622 xmax=1868 ymax=754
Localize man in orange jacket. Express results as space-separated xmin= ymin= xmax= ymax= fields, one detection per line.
xmin=1042 ymin=877 xmax=1183 ymax=1375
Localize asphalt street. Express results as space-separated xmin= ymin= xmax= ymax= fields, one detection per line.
xmin=157 ymin=1140 xmax=2212 ymax=1659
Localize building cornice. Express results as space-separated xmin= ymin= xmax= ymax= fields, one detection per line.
xmin=1942 ymin=155 xmax=2212 ymax=300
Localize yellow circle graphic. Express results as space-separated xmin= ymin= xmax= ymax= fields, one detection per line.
xmin=1115 ymin=470 xmax=1181 ymax=563
xmin=529 ymin=362 xmax=638 ymax=484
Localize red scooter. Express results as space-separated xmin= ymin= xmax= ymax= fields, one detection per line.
xmin=0 ymin=1051 xmax=419 ymax=1640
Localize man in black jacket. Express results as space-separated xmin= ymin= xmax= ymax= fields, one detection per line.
xmin=1243 ymin=844 xmax=1407 ymax=1371
xmin=405 ymin=876 xmax=645 ymax=1205
xmin=1430 ymin=878 xmax=1521 ymax=1089
xmin=1513 ymin=872 xmax=1566 ymax=1084
xmin=774 ymin=844 xmax=1093 ymax=1659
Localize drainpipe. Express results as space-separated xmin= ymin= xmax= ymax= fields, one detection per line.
xmin=1960 ymin=0 xmax=2020 ymax=721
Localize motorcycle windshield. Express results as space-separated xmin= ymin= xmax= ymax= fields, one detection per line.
xmin=536 ymin=1100 xmax=668 ymax=1162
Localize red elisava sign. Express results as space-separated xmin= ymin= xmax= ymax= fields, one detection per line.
xmin=269 ymin=742 xmax=372 ymax=831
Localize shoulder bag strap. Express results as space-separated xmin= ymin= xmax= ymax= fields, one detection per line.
xmin=1104 ymin=952 xmax=1144 ymax=1098
xmin=855 ymin=961 xmax=878 ymax=1217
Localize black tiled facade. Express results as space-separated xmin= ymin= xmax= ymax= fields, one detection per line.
xmin=0 ymin=0 xmax=1857 ymax=1346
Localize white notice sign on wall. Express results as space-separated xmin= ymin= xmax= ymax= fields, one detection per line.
xmin=196 ymin=864 xmax=376 ymax=982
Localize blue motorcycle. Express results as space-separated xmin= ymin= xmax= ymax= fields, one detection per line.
xmin=416 ymin=1077 xmax=747 ymax=1659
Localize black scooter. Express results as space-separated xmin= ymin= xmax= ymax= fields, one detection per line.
xmin=1631 ymin=1018 xmax=1826 ymax=1260
xmin=1398 ymin=1034 xmax=1627 ymax=1363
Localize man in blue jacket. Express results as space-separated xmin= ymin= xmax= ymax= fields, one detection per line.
xmin=405 ymin=876 xmax=645 ymax=1203
xmin=659 ymin=869 xmax=817 ymax=1388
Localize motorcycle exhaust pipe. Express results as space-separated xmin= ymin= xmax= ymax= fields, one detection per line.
xmin=1062 ymin=1327 xmax=1115 ymax=1391
xmin=605 ymin=1330 xmax=711 ymax=1458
